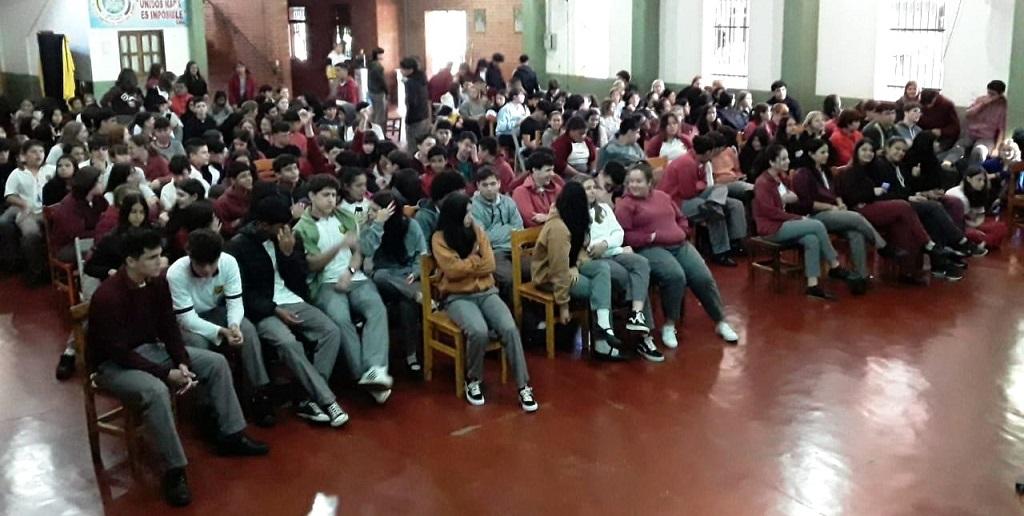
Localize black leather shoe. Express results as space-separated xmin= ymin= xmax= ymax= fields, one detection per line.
xmin=55 ymin=354 xmax=75 ymax=381
xmin=162 ymin=468 xmax=191 ymax=507
xmin=828 ymin=266 xmax=852 ymax=280
xmin=216 ymin=432 xmax=269 ymax=457
xmin=711 ymin=254 xmax=738 ymax=267
xmin=251 ymin=393 xmax=277 ymax=428
xmin=805 ymin=285 xmax=837 ymax=301
xmin=595 ymin=325 xmax=622 ymax=349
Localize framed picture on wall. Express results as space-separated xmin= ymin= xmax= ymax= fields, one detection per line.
xmin=474 ymin=9 xmax=486 ymax=33
xmin=514 ymin=7 xmax=523 ymax=33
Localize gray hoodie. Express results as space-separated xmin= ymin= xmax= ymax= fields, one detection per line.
xmin=470 ymin=192 xmax=523 ymax=252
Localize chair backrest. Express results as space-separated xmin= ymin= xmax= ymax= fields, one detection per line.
xmin=420 ymin=255 xmax=442 ymax=324
xmin=74 ymin=237 xmax=97 ymax=301
xmin=510 ymin=226 xmax=542 ymax=290
xmin=647 ymin=156 xmax=669 ymax=172
xmin=403 ymin=205 xmax=419 ymax=219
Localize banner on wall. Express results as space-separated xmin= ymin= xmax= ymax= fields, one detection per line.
xmin=89 ymin=0 xmax=188 ymax=28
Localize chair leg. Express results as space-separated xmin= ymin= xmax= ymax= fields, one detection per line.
xmin=513 ymin=294 xmax=523 ymax=331
xmin=125 ymin=411 xmax=141 ymax=479
xmin=83 ymin=391 xmax=103 ymax=468
xmin=545 ymin=303 xmax=555 ymax=359
xmin=423 ymin=334 xmax=434 ymax=382
xmin=500 ymin=347 xmax=507 ymax=384
xmin=454 ymin=334 xmax=466 ymax=399
xmin=772 ymin=251 xmax=783 ymax=293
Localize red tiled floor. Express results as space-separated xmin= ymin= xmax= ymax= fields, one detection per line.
xmin=1 ymin=240 xmax=1023 ymax=515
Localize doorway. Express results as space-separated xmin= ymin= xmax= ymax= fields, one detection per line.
xmin=424 ymin=10 xmax=467 ymax=76
xmin=288 ymin=1 xmax=352 ymax=99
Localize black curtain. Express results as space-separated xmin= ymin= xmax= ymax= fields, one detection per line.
xmin=37 ymin=32 xmax=65 ymax=101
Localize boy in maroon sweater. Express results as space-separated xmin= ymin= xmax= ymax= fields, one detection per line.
xmin=87 ymin=228 xmax=267 ymax=507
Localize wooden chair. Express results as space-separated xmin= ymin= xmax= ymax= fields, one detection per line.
xmin=74 ymin=237 xmax=97 ymax=301
xmin=647 ymin=156 xmax=669 ymax=184
xmin=402 ymin=205 xmax=419 ymax=219
xmin=747 ymin=236 xmax=804 ymax=292
xmin=421 ymin=256 xmax=506 ymax=399
xmin=510 ymin=227 xmax=591 ymax=358
xmin=42 ymin=206 xmax=78 ymax=306
xmin=385 ymin=117 xmax=402 ymax=142
xmin=1007 ymin=160 xmax=1024 ymax=230
xmin=73 ymin=302 xmax=175 ymax=478
xmin=254 ymin=158 xmax=275 ymax=182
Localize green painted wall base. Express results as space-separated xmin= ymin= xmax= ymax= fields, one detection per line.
xmin=2 ymin=73 xmax=43 ymax=103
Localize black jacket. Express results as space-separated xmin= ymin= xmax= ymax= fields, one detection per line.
xmin=404 ymin=71 xmax=430 ymax=124
xmin=226 ymin=223 xmax=310 ymax=322
xmin=485 ymin=63 xmax=506 ymax=92
xmin=867 ymin=157 xmax=911 ymax=200
xmin=767 ymin=96 xmax=803 ymax=121
xmin=182 ymin=115 xmax=218 ymax=141
xmin=512 ymin=64 xmax=539 ymax=96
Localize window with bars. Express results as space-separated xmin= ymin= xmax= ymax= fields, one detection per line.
xmin=706 ymin=0 xmax=750 ymax=89
xmin=288 ymin=7 xmax=309 ymax=62
xmin=117 ymin=31 xmax=164 ymax=76
xmin=884 ymin=0 xmax=947 ymax=97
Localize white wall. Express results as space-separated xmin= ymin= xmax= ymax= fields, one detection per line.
xmin=659 ymin=0 xmax=704 ymax=85
xmin=545 ymin=0 xmax=632 ymax=80
xmin=0 ymin=0 xmax=92 ymax=79
xmin=87 ymin=27 xmax=191 ymax=83
xmin=747 ymin=0 xmax=785 ymax=91
xmin=817 ymin=0 xmax=1015 ymax=105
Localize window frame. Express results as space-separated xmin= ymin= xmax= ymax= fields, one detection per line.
xmin=882 ymin=0 xmax=947 ymax=97
xmin=117 ymin=30 xmax=165 ymax=78
xmin=288 ymin=6 xmax=310 ymax=62
xmin=706 ymin=0 xmax=751 ymax=89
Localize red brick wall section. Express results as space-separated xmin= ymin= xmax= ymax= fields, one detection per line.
xmin=401 ymin=0 xmax=523 ymax=83
xmin=204 ymin=0 xmax=292 ymax=94
xmin=376 ymin=0 xmax=402 ymax=98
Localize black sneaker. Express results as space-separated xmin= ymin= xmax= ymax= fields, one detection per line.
xmin=932 ymin=266 xmax=964 ymax=282
xmin=828 ymin=266 xmax=852 ymax=280
xmin=162 ymin=467 xmax=191 ymax=507
xmin=636 ymin=337 xmax=665 ymax=363
xmin=216 ymin=431 xmax=269 ymax=456
xmin=295 ymin=400 xmax=330 ymax=424
xmin=625 ymin=310 xmax=650 ymax=333
xmin=711 ymin=253 xmax=738 ymax=267
xmin=595 ymin=325 xmax=622 ymax=349
xmin=970 ymin=243 xmax=988 ymax=257
xmin=518 ymin=386 xmax=539 ymax=413
xmin=251 ymin=393 xmax=276 ymax=428
xmin=805 ymin=285 xmax=837 ymax=300
xmin=877 ymin=245 xmax=908 ymax=260
xmin=55 ymin=353 xmax=75 ymax=381
xmin=465 ymin=380 xmax=485 ymax=406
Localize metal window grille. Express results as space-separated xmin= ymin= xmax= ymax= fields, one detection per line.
xmin=886 ymin=0 xmax=947 ymax=93
xmin=708 ymin=0 xmax=750 ymax=88
xmin=288 ymin=7 xmax=309 ymax=62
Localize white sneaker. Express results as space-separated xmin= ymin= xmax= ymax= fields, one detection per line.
xmin=661 ymin=325 xmax=678 ymax=349
xmin=716 ymin=322 xmax=739 ymax=343
xmin=358 ymin=366 xmax=394 ymax=390
xmin=369 ymin=389 xmax=392 ymax=405
xmin=518 ymin=386 xmax=539 ymax=413
xmin=465 ymin=380 xmax=485 ymax=406
xmin=324 ymin=402 xmax=349 ymax=428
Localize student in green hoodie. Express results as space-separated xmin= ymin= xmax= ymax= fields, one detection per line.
xmin=293 ymin=174 xmax=394 ymax=405
xmin=470 ymin=166 xmax=524 ymax=292
xmin=360 ymin=190 xmax=428 ymax=373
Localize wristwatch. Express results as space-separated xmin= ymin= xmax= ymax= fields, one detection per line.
xmin=348 ymin=266 xmax=356 ymax=275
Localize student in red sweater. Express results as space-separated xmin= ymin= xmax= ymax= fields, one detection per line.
xmin=551 ymin=116 xmax=597 ymax=178
xmin=512 ymin=152 xmax=562 ymax=227
xmin=478 ymin=136 xmax=516 ymax=193
xmin=334 ymin=62 xmax=361 ymax=104
xmin=918 ymin=88 xmax=960 ymax=153
xmin=615 ymin=162 xmax=738 ymax=349
xmin=227 ymin=62 xmax=257 ymax=106
xmin=828 ymin=109 xmax=863 ymax=167
xmin=422 ymin=145 xmax=450 ymax=196
xmin=213 ymin=161 xmax=253 ymax=237
xmin=656 ymin=134 xmax=746 ymax=266
xmin=753 ymin=144 xmax=854 ymax=300
xmin=49 ymin=166 xmax=108 ymax=263
xmin=87 ymin=228 xmax=267 ymax=507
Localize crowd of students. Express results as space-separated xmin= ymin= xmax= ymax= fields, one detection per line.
xmin=0 ymin=50 xmax=1018 ymax=507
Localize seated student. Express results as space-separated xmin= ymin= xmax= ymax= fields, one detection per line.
xmin=551 ymin=116 xmax=598 ymax=179
xmin=214 ymin=162 xmax=254 ymax=237
xmin=512 ymin=152 xmax=563 ymax=228
xmin=422 ymin=146 xmax=450 ymax=196
xmin=449 ymin=131 xmax=480 ymax=190
xmin=739 ymin=127 xmax=772 ymax=181
xmin=541 ymin=109 xmax=563 ymax=148
xmin=597 ymin=116 xmax=645 ymax=171
xmin=596 ymin=161 xmax=627 ymax=203
xmin=946 ymin=166 xmax=1007 ymax=250
xmin=893 ymin=102 xmax=923 ymax=144
xmin=835 ymin=139 xmax=956 ymax=283
xmin=766 ymin=80 xmax=802 ymax=121
xmin=42 ymin=155 xmax=77 ymax=207
xmin=87 ymin=192 xmax=154 ymax=278
xmin=262 ymin=121 xmax=302 ymax=160
xmin=615 ymin=162 xmax=739 ymax=348
xmin=165 ymin=199 xmax=221 ymax=263
xmin=743 ymin=103 xmax=771 ymax=141
xmin=477 ymin=136 xmax=516 ymax=193
xmin=415 ymin=170 xmax=467 ymax=241
xmin=708 ymin=129 xmax=754 ymax=199
xmin=337 ymin=166 xmax=371 ymax=227
xmin=87 ymin=228 xmax=267 ymax=507
xmin=361 ymin=190 xmax=428 ymax=373
xmin=226 ymin=195 xmax=349 ymax=427
xmin=581 ymin=175 xmax=657 ymax=361
xmin=870 ymin=137 xmax=981 ymax=263
xmin=159 ymin=149 xmax=209 ymax=212
xmin=519 ymin=99 xmax=551 ymax=152
xmin=49 ymin=166 xmax=108 ymax=263
xmin=270 ymin=155 xmax=309 ymax=218
xmin=645 ymin=112 xmax=690 ymax=161
xmin=0 ymin=140 xmax=55 ymax=283
xmin=861 ymin=102 xmax=898 ymax=149
xmin=982 ymin=138 xmax=1022 ymax=204
xmin=432 ymin=192 xmax=538 ymax=411
xmin=470 ymin=166 xmax=524 ymax=293
xmin=829 ymin=109 xmax=863 ymax=167
xmin=657 ymin=135 xmax=746 ymax=266
xmin=168 ymin=229 xmax=275 ymax=427
xmin=753 ymin=144 xmax=857 ymax=300
xmin=294 ymin=175 xmax=393 ymax=403
xmin=433 ymin=119 xmax=455 ymax=154
xmin=792 ymin=138 xmax=902 ymax=289
xmin=531 ymin=182 xmax=625 ymax=351
xmin=80 ymin=134 xmax=111 ymax=176
xmin=183 ymin=138 xmax=213 ymax=193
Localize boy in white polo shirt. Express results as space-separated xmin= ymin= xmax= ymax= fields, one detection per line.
xmin=168 ymin=229 xmax=275 ymax=427
xmin=0 ymin=139 xmax=55 ymax=283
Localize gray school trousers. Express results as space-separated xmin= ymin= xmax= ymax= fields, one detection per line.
xmin=812 ymin=209 xmax=885 ymax=277
xmin=255 ymin=302 xmax=341 ymax=407
xmin=95 ymin=343 xmax=247 ymax=471
xmin=0 ymin=207 xmax=44 ymax=276
xmin=371 ymin=268 xmax=421 ymax=357
xmin=181 ymin=305 xmax=270 ymax=391
xmin=681 ymin=185 xmax=748 ymax=254
xmin=314 ymin=280 xmax=390 ymax=380
xmin=444 ymin=288 xmax=530 ymax=388
xmin=766 ymin=218 xmax=838 ymax=279
xmin=602 ymin=251 xmax=653 ymax=321
xmin=369 ymin=92 xmax=388 ymax=129
xmin=569 ymin=259 xmax=613 ymax=311
xmin=639 ymin=242 xmax=726 ymax=323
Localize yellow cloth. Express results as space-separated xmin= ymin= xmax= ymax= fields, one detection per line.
xmin=62 ymin=37 xmax=76 ymax=100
